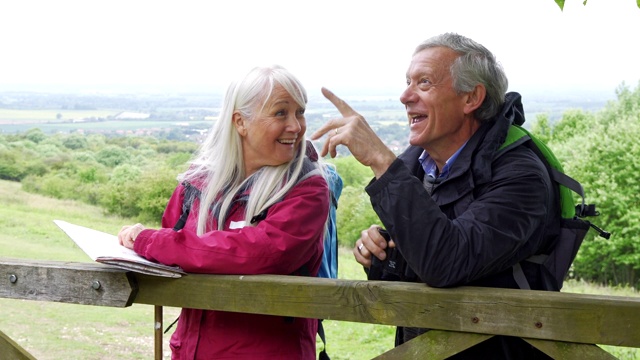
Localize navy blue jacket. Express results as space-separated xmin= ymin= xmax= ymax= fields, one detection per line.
xmin=366 ymin=92 xmax=560 ymax=359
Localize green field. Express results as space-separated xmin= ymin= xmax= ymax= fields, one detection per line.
xmin=0 ymin=108 xmax=126 ymax=134
xmin=0 ymin=179 xmax=638 ymax=359
xmin=0 ymin=108 xmax=119 ymax=122
xmin=0 ymin=120 xmax=213 ymax=135
xmin=0 ymin=180 xmax=395 ymax=359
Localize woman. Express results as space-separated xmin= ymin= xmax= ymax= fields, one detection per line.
xmin=118 ymin=65 xmax=330 ymax=359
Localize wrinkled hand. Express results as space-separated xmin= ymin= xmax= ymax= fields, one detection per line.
xmin=310 ymin=88 xmax=396 ymax=178
xmin=117 ymin=223 xmax=145 ymax=250
xmin=353 ymin=225 xmax=396 ymax=268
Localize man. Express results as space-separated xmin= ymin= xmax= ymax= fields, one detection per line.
xmin=311 ymin=33 xmax=560 ymax=359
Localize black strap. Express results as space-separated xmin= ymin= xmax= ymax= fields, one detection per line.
xmin=318 ymin=319 xmax=330 ymax=360
xmin=172 ymin=209 xmax=190 ymax=231
xmin=330 ymin=192 xmax=338 ymax=208
xmin=173 ymin=182 xmax=198 ymax=231
xmin=164 ymin=316 xmax=179 ymax=334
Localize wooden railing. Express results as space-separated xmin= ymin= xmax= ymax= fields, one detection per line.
xmin=1 ymin=257 xmax=639 ymax=359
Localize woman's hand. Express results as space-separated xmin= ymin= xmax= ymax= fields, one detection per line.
xmin=117 ymin=223 xmax=145 ymax=250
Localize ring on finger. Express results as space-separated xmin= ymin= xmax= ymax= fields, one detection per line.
xmin=334 ymin=128 xmax=339 ymax=135
xmin=357 ymin=243 xmax=364 ymax=253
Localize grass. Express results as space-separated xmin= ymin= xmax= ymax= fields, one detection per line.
xmin=0 ymin=179 xmax=394 ymax=359
xmin=0 ymin=179 xmax=638 ymax=359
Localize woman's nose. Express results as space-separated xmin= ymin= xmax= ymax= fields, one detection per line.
xmin=287 ymin=115 xmax=302 ymax=133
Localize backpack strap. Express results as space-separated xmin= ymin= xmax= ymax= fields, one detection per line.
xmin=500 ymin=125 xmax=609 ymax=290
xmin=173 ymin=181 xmax=199 ymax=231
xmin=172 ymin=205 xmax=190 ymax=231
xmin=500 ymin=125 xmax=579 ymax=290
xmin=511 ymin=263 xmax=531 ymax=290
xmin=318 ymin=319 xmax=330 ymax=360
xmin=501 ymin=126 xmax=609 ymax=239
xmin=296 ymin=165 xmax=335 ymax=360
xmin=499 ymin=125 xmax=583 ymax=218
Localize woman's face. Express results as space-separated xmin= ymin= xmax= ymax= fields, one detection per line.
xmin=237 ymin=84 xmax=306 ymax=177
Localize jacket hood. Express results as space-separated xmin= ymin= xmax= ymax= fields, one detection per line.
xmin=485 ymin=91 xmax=525 ymax=152
xmin=469 ymin=91 xmax=525 ymax=185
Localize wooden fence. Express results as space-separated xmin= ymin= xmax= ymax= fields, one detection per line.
xmin=1 ymin=257 xmax=639 ymax=359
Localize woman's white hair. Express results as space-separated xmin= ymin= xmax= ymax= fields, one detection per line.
xmin=180 ymin=65 xmax=311 ymax=235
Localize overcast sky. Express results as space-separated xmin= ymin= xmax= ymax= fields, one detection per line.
xmin=1 ymin=0 xmax=639 ymax=97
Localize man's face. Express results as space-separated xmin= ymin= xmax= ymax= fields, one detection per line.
xmin=400 ymin=47 xmax=474 ymax=156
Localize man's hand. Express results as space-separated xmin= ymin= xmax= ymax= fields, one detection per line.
xmin=310 ymin=87 xmax=396 ymax=179
xmin=353 ymin=224 xmax=396 ymax=268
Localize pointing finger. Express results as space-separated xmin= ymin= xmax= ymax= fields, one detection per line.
xmin=321 ymin=87 xmax=357 ymax=117
xmin=310 ymin=119 xmax=340 ymax=140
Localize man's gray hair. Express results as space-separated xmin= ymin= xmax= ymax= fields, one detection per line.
xmin=415 ymin=33 xmax=509 ymax=122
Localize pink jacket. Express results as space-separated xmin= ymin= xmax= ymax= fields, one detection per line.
xmin=134 ymin=174 xmax=329 ymax=360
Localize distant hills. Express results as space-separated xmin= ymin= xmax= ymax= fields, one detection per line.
xmin=0 ymin=86 xmax=619 ymax=145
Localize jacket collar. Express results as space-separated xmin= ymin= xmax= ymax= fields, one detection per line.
xmin=468 ymin=91 xmax=525 ymax=186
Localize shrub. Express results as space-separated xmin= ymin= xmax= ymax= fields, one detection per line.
xmin=96 ymin=145 xmax=131 ymax=167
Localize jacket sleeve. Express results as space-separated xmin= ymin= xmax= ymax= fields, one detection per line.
xmin=133 ymin=175 xmax=329 ymax=275
xmin=366 ymin=149 xmax=553 ymax=288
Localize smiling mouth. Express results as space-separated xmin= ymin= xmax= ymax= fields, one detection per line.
xmin=278 ymin=139 xmax=296 ymax=145
xmin=411 ymin=114 xmax=428 ymax=124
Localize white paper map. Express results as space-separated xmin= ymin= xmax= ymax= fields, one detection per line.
xmin=54 ymin=220 xmax=186 ymax=278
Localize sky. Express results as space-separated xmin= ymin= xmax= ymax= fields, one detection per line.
xmin=1 ymin=0 xmax=639 ymax=98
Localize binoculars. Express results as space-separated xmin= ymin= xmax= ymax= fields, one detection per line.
xmin=367 ymin=228 xmax=409 ymax=281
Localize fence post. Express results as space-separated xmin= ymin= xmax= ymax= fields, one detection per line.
xmin=155 ymin=305 xmax=163 ymax=360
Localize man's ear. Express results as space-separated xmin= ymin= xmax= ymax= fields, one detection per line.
xmin=233 ymin=112 xmax=247 ymax=136
xmin=463 ymin=84 xmax=486 ymax=115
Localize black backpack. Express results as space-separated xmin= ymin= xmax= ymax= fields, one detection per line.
xmin=499 ymin=125 xmax=610 ymax=291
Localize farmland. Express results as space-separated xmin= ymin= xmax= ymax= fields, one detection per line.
xmin=0 ymin=88 xmax=613 ymax=149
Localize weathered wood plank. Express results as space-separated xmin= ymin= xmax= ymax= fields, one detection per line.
xmin=2 ymin=259 xmax=640 ymax=350
xmin=373 ymin=330 xmax=492 ymax=359
xmin=0 ymin=258 xmax=137 ymax=307
xmin=132 ymin=273 xmax=640 ymax=347
xmin=525 ymin=338 xmax=619 ymax=360
xmin=0 ymin=329 xmax=37 ymax=360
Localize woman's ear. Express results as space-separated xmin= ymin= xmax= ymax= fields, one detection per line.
xmin=463 ymin=84 xmax=486 ymax=115
xmin=233 ymin=111 xmax=247 ymax=136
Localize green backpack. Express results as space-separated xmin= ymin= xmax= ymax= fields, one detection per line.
xmin=499 ymin=125 xmax=610 ymax=291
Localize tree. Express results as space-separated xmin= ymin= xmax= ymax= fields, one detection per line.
xmin=327 ymin=156 xmax=379 ymax=248
xmin=336 ymin=186 xmax=380 ymax=248
xmin=62 ymin=134 xmax=88 ymax=150
xmin=328 ymin=156 xmax=374 ymax=188
xmin=554 ymin=0 xmax=640 ymax=10
xmin=96 ymin=145 xmax=131 ymax=167
xmin=25 ymin=128 xmax=46 ymax=144
xmin=0 ymin=149 xmax=26 ymax=181
xmin=535 ymin=82 xmax=640 ymax=288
